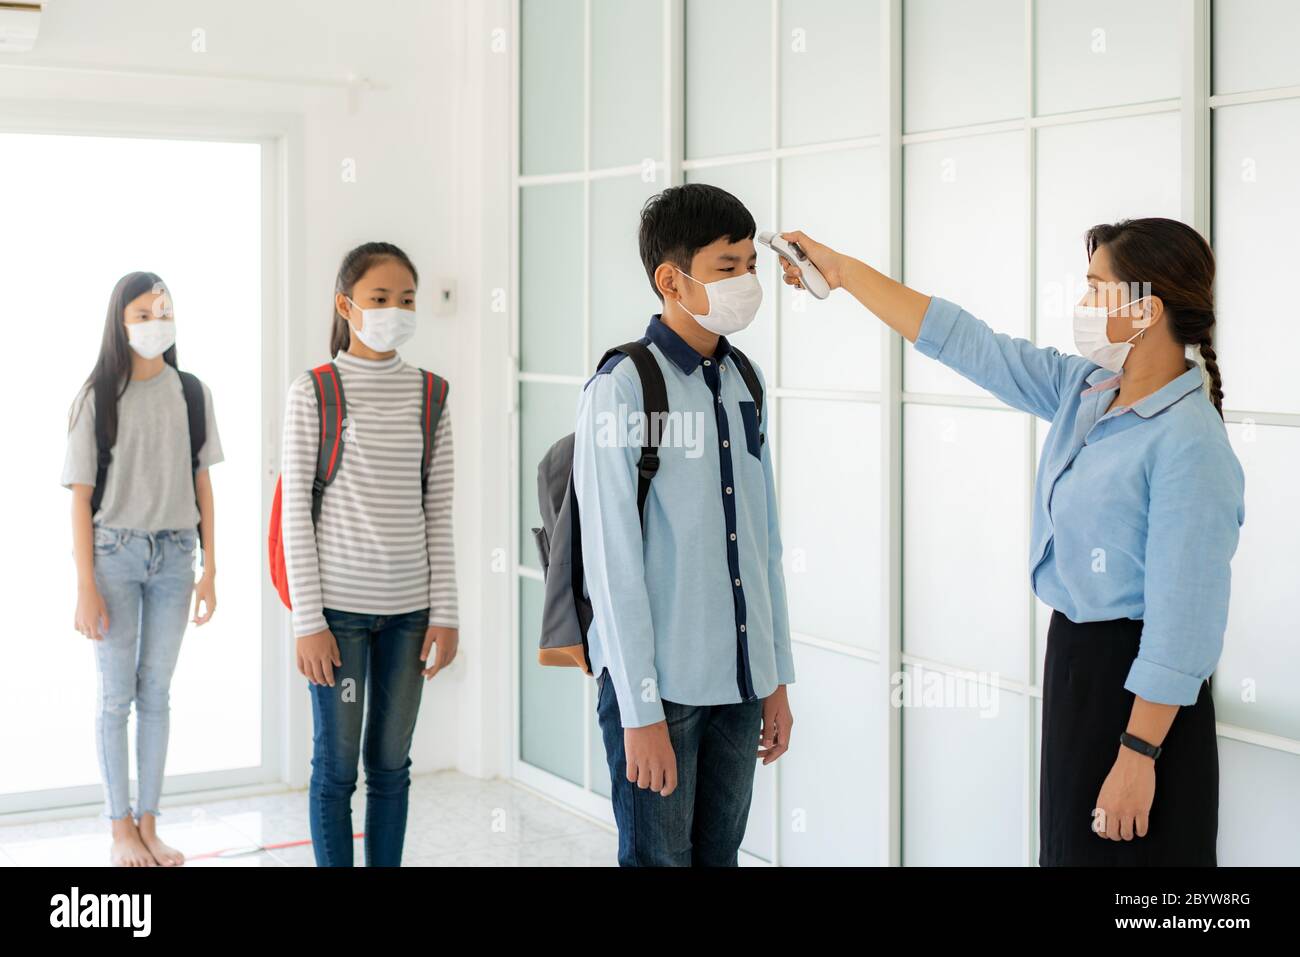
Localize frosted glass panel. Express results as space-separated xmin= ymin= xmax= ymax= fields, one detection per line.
xmin=591 ymin=174 xmax=663 ymax=353
xmin=521 ymin=182 xmax=585 ymax=376
xmin=1213 ymin=0 xmax=1300 ymax=95
xmin=742 ymin=760 xmax=776 ymax=862
xmin=1219 ymin=424 xmax=1300 ymax=741
xmin=1035 ymin=113 xmax=1180 ymax=357
xmin=1032 ymin=696 xmax=1042 ymax=866
xmin=520 ymin=0 xmax=584 ymax=175
xmin=903 ymin=0 xmax=1024 ymax=133
xmin=686 ymin=161 xmax=776 ymax=375
xmin=1218 ymin=738 xmax=1300 ymax=865
xmin=779 ymin=148 xmax=884 ymax=391
xmin=779 ymin=0 xmax=881 ymax=146
xmin=780 ymin=646 xmax=884 ymax=864
xmin=686 ymin=0 xmax=771 ymax=159
xmin=902 ymin=666 xmax=1026 ymax=865
xmin=519 ymin=381 xmax=581 ymax=569
xmin=1213 ymin=100 xmax=1300 ymax=414
xmin=903 ymin=404 xmax=1029 ymax=681
xmin=588 ymin=686 xmax=611 ymax=798
xmin=779 ymin=399 xmax=881 ymax=650
xmin=1034 ymin=0 xmax=1181 ymax=116
xmin=520 ymin=577 xmax=585 ymax=784
xmin=1034 ymin=422 xmax=1050 ymax=687
xmin=903 ymin=131 xmax=1027 ymax=397
xmin=592 ymin=0 xmax=663 ymax=169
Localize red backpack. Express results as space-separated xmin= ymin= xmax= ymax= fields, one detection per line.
xmin=268 ymin=361 xmax=448 ymax=609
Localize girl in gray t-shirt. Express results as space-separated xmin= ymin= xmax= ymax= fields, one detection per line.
xmin=61 ymin=271 xmax=223 ymax=868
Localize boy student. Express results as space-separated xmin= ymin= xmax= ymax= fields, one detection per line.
xmin=573 ymin=183 xmax=795 ymax=866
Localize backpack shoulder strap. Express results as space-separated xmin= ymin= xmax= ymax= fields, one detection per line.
xmin=419 ymin=369 xmax=449 ymax=494
xmin=177 ymin=370 xmax=207 ymax=545
xmin=177 ymin=371 xmax=206 ymax=472
xmin=596 ymin=340 xmax=667 ymax=524
xmin=727 ymin=345 xmax=764 ymax=424
xmin=309 ymin=362 xmax=346 ymax=525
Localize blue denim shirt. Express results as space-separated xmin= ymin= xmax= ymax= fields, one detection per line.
xmin=573 ymin=315 xmax=796 ymax=728
xmin=915 ymin=297 xmax=1245 ymax=705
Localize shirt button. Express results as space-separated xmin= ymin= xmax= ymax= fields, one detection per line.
xmin=725 ymin=486 xmax=732 ymax=494
xmin=733 ymin=577 xmax=741 ymax=587
xmin=740 ymin=624 xmax=746 ymax=632
xmin=729 ymin=532 xmax=736 ymax=541
xmin=722 ymin=439 xmax=729 ymax=448
xmin=719 ymin=363 xmax=725 ymax=371
xmin=703 ymin=358 xmax=711 ymax=365
xmin=717 ymin=395 xmax=722 ymax=403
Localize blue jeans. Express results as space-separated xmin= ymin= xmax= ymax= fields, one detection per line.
xmin=595 ymin=667 xmax=763 ymax=866
xmin=91 ymin=526 xmax=197 ymax=822
xmin=308 ymin=607 xmax=429 ymax=867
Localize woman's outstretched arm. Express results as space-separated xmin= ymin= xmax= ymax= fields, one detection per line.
xmin=776 ymin=230 xmax=1092 ymax=422
xmin=778 ymin=230 xmax=931 ymax=342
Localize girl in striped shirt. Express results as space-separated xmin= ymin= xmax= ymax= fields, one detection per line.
xmin=281 ymin=241 xmax=458 ymax=867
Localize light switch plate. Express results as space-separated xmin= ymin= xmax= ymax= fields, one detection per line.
xmin=434 ymin=278 xmax=457 ymax=316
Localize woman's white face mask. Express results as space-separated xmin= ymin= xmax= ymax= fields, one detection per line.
xmin=1072 ymin=295 xmax=1154 ymax=372
xmin=346 ymin=296 xmax=417 ymax=352
xmin=675 ymin=268 xmax=763 ymax=336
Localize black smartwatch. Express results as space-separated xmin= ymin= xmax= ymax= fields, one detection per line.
xmin=1119 ymin=731 xmax=1162 ymax=760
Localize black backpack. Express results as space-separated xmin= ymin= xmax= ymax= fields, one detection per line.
xmin=532 ymin=339 xmax=764 ymax=674
xmin=92 ymin=367 xmax=206 ymax=546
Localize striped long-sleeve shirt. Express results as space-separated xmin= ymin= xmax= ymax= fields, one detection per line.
xmin=280 ymin=349 xmax=458 ymax=638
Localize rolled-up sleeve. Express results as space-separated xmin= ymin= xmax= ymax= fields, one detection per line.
xmin=573 ymin=368 xmax=664 ymax=728
xmin=1125 ymin=436 xmax=1246 ymax=705
xmin=913 ymin=296 xmax=1092 ymax=422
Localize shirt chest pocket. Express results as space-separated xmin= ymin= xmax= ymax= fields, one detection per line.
xmin=737 ymin=400 xmax=764 ymax=461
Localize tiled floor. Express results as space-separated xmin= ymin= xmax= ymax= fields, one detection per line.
xmin=0 ymin=771 xmax=618 ymax=867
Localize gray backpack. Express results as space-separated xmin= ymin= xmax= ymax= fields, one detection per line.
xmin=531 ymin=339 xmax=763 ymax=674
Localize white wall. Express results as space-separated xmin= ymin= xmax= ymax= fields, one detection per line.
xmin=0 ymin=0 xmax=515 ymax=791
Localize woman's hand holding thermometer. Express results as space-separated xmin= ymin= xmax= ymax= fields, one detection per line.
xmin=759 ymin=230 xmax=832 ymax=298
xmin=768 ymin=230 xmax=846 ymax=296
xmin=773 ymin=230 xmax=932 ymax=342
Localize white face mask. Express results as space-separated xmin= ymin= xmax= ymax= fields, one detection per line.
xmin=1072 ymin=296 xmax=1153 ymax=372
xmin=675 ymin=268 xmax=763 ymax=336
xmin=346 ymin=296 xmax=417 ymax=352
xmin=126 ymin=318 xmax=176 ymax=359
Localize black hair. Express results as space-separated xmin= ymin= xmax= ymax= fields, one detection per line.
xmin=638 ymin=183 xmax=756 ymax=301
xmin=69 ymin=271 xmax=176 ymax=441
xmin=330 ymin=241 xmax=419 ymax=356
xmin=1085 ymin=218 xmax=1223 ymax=418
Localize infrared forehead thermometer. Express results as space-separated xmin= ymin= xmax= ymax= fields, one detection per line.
xmin=757 ymin=230 xmax=830 ymax=300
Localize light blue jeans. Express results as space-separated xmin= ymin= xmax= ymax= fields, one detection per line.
xmin=90 ymin=525 xmax=197 ymax=822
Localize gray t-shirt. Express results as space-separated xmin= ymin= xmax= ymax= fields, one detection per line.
xmin=61 ymin=364 xmax=224 ymax=531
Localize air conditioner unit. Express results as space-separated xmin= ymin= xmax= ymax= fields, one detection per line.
xmin=0 ymin=2 xmax=41 ymax=53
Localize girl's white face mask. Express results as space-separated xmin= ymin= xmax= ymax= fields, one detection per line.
xmin=675 ymin=268 xmax=763 ymax=336
xmin=1072 ymin=296 xmax=1153 ymax=372
xmin=346 ymin=297 xmax=417 ymax=352
xmin=126 ymin=318 xmax=177 ymax=359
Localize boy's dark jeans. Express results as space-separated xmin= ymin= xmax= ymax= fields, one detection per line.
xmin=595 ymin=667 xmax=762 ymax=866
xmin=307 ymin=607 xmax=428 ymax=867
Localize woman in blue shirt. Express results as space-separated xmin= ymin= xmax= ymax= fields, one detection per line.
xmin=778 ymin=218 xmax=1244 ymax=866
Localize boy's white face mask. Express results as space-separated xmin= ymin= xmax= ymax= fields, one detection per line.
xmin=675 ymin=268 xmax=763 ymax=336
xmin=1072 ymin=296 xmax=1153 ymax=372
xmin=346 ymin=296 xmax=417 ymax=352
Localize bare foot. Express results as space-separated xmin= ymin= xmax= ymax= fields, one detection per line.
xmin=136 ymin=815 xmax=186 ymax=866
xmin=109 ymin=818 xmax=155 ymax=867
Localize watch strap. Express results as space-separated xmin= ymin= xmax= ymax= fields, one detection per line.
xmin=1119 ymin=731 xmax=1162 ymax=760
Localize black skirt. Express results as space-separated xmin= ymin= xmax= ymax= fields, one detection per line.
xmin=1040 ymin=610 xmax=1218 ymax=866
